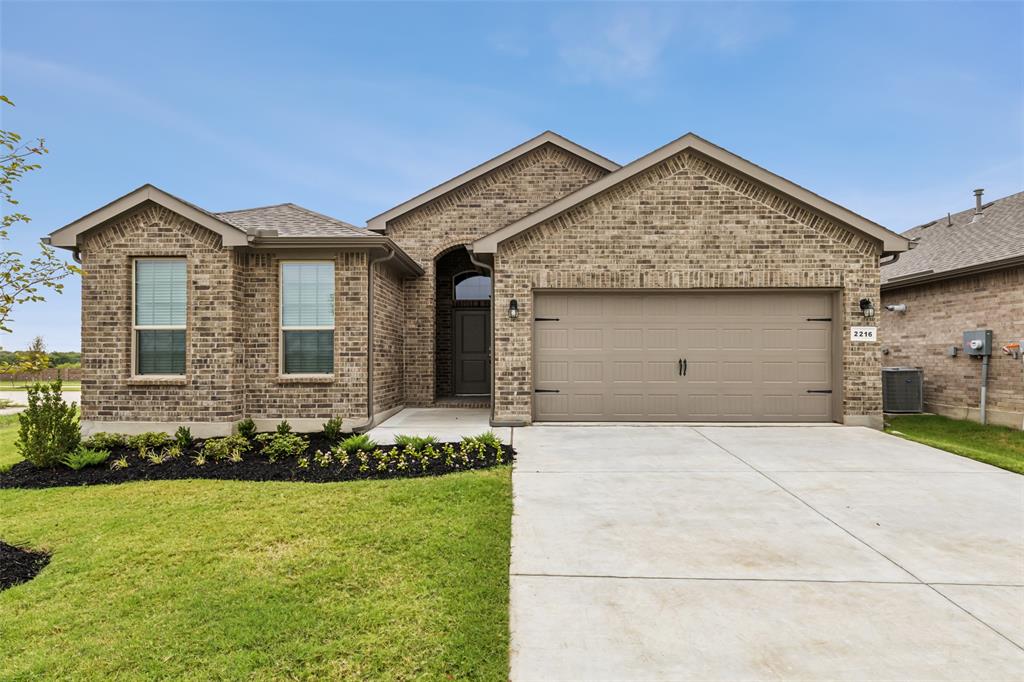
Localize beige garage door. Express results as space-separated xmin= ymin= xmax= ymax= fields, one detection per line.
xmin=533 ymin=291 xmax=835 ymax=422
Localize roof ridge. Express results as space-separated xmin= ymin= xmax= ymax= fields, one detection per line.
xmin=216 ymin=202 xmax=294 ymax=215
xmin=906 ymin=190 xmax=1024 ymax=233
xmin=285 ymin=203 xmax=361 ymax=230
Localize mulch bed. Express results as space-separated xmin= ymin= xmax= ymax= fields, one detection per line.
xmin=0 ymin=438 xmax=515 ymax=489
xmin=0 ymin=541 xmax=51 ymax=591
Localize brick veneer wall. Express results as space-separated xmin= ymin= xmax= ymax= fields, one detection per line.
xmin=78 ymin=203 xmax=373 ymax=432
xmin=493 ymin=150 xmax=884 ymax=426
xmin=79 ymin=203 xmax=244 ymax=426
xmin=241 ymin=250 xmax=368 ymax=424
xmin=880 ymin=266 xmax=1024 ymax=428
xmin=385 ymin=143 xmax=611 ymax=405
xmin=373 ymin=261 xmax=406 ymax=414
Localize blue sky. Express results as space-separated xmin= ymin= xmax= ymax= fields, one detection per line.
xmin=1 ymin=1 xmax=1022 ymax=351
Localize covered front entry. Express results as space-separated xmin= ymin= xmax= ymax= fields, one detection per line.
xmin=533 ymin=291 xmax=836 ymax=422
xmin=435 ymin=246 xmax=491 ymax=400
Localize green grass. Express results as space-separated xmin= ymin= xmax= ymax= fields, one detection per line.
xmin=886 ymin=414 xmax=1024 ymax=475
xmin=0 ymin=423 xmax=513 ymax=679
xmin=0 ymin=380 xmax=81 ymax=390
xmin=0 ymin=414 xmax=21 ymax=472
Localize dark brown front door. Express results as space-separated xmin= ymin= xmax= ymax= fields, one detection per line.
xmin=454 ymin=309 xmax=490 ymax=395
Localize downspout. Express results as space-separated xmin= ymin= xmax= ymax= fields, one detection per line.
xmin=467 ymin=247 xmax=495 ymax=426
xmin=980 ymin=354 xmax=990 ymax=425
xmin=352 ymin=244 xmax=396 ymax=433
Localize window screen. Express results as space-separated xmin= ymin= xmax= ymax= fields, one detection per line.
xmin=135 ymin=259 xmax=186 ymax=375
xmin=281 ymin=262 xmax=334 ymax=374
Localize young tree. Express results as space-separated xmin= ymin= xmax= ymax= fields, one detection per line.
xmin=1 ymin=95 xmax=80 ymax=333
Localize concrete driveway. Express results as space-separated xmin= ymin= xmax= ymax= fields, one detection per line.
xmin=511 ymin=425 xmax=1024 ymax=681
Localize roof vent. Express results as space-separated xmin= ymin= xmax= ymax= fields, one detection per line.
xmin=972 ymin=188 xmax=984 ymax=222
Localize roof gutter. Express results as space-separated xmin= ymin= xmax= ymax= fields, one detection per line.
xmin=248 ymin=236 xmax=423 ymax=277
xmin=352 ymin=244 xmax=397 ymax=433
xmin=881 ymin=254 xmax=1024 ymax=291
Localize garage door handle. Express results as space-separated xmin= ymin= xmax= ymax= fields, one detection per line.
xmin=679 ymin=358 xmax=687 ymax=376
xmin=535 ymin=388 xmax=560 ymax=393
xmin=806 ymin=389 xmax=833 ymax=394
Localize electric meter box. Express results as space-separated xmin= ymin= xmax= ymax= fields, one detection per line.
xmin=962 ymin=330 xmax=993 ymax=356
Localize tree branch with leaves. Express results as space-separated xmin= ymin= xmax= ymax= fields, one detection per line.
xmin=0 ymin=95 xmax=80 ymax=334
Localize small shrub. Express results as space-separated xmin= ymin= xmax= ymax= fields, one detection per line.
xmin=462 ymin=430 xmax=502 ymax=450
xmin=255 ymin=431 xmax=308 ymax=463
xmin=337 ymin=434 xmax=377 ymax=456
xmin=61 ymin=447 xmax=110 ymax=471
xmin=192 ymin=452 xmax=207 ymax=467
xmin=393 ymin=434 xmax=438 ymax=453
xmin=201 ymin=434 xmax=249 ymax=462
xmin=174 ymin=426 xmax=193 ymax=449
xmin=315 ymin=449 xmax=334 ymax=467
xmin=16 ymin=380 xmax=81 ymax=468
xmin=275 ymin=420 xmax=292 ymax=435
xmin=322 ymin=417 xmax=345 ymax=444
xmin=165 ymin=443 xmax=183 ymax=460
xmin=129 ymin=432 xmax=172 ymax=453
xmin=236 ymin=418 xmax=257 ymax=441
xmin=110 ymin=455 xmax=129 ymax=470
xmin=84 ymin=432 xmax=127 ymax=451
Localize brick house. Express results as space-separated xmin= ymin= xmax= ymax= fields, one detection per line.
xmin=47 ymin=131 xmax=910 ymax=436
xmin=880 ymin=190 xmax=1023 ymax=428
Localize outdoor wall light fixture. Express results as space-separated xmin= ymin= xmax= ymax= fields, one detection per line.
xmin=859 ymin=298 xmax=875 ymax=318
xmin=508 ymin=299 xmax=518 ymax=320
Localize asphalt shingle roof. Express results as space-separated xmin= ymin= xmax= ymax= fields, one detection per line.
xmin=882 ymin=190 xmax=1024 ymax=285
xmin=215 ymin=203 xmax=368 ymax=238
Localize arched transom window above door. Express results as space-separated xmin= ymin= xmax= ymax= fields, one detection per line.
xmin=453 ymin=271 xmax=491 ymax=301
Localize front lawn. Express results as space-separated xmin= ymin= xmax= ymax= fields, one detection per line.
xmin=1 ymin=468 xmax=512 ymax=679
xmin=886 ymin=414 xmax=1024 ymax=475
xmin=0 ymin=414 xmax=21 ymax=472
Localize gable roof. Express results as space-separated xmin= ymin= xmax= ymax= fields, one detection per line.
xmin=365 ymin=130 xmax=620 ymax=231
xmin=882 ymin=190 xmax=1024 ymax=288
xmin=48 ymin=184 xmax=250 ymax=248
xmin=46 ymin=184 xmax=424 ymax=276
xmin=216 ymin=203 xmax=367 ymax=238
xmin=471 ymin=133 xmax=911 ymax=255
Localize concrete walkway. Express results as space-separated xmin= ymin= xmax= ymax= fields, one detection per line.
xmin=511 ymin=425 xmax=1024 ymax=681
xmin=365 ymin=407 xmax=509 ymax=444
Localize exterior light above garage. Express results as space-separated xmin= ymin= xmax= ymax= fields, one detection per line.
xmin=859 ymin=298 xmax=875 ymax=318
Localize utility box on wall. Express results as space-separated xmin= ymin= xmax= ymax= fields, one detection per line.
xmin=963 ymin=330 xmax=993 ymax=356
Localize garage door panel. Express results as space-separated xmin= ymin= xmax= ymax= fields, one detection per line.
xmin=571 ymin=361 xmax=603 ymax=382
xmin=534 ymin=292 xmax=834 ymax=422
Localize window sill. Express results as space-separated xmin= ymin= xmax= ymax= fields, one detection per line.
xmin=277 ymin=375 xmax=336 ymax=385
xmin=128 ymin=376 xmax=188 ymax=386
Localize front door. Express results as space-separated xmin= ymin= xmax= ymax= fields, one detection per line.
xmin=454 ymin=309 xmax=490 ymax=395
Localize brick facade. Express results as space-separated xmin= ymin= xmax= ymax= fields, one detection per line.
xmin=384 ymin=143 xmax=611 ymax=405
xmin=372 ymin=261 xmax=406 ymax=414
xmin=78 ymin=203 xmax=375 ymax=435
xmin=492 ymin=150 xmax=883 ymax=426
xmin=880 ymin=266 xmax=1024 ymax=428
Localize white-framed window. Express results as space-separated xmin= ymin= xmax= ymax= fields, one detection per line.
xmin=133 ymin=258 xmax=187 ymax=376
xmin=280 ymin=261 xmax=335 ymax=375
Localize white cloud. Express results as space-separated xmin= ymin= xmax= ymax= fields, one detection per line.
xmin=547 ymin=3 xmax=791 ymax=89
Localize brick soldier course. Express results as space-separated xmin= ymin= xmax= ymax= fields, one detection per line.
xmin=49 ymin=131 xmax=910 ymax=434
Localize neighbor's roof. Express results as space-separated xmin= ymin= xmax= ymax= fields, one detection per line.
xmin=882 ymin=190 xmax=1024 ymax=288
xmin=216 ymin=203 xmax=368 ymax=238
xmin=472 ymin=133 xmax=911 ymax=255
xmin=366 ymin=130 xmax=620 ymax=230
